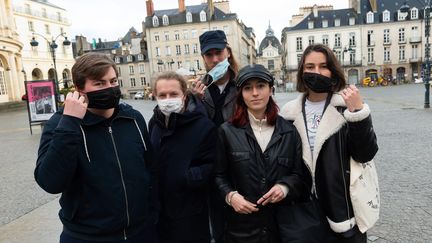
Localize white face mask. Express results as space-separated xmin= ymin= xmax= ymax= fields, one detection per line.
xmin=157 ymin=97 xmax=184 ymax=116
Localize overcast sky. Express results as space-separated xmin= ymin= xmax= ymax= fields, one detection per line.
xmin=48 ymin=0 xmax=348 ymax=45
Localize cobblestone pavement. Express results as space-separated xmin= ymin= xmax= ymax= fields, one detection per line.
xmin=0 ymin=84 xmax=431 ymax=242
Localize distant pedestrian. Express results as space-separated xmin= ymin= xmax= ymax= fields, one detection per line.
xmin=215 ymin=64 xmax=309 ymax=243
xmin=35 ymin=52 xmax=158 ymax=243
xmin=281 ymin=44 xmax=379 ymax=242
xmin=149 ymin=71 xmax=216 ymax=243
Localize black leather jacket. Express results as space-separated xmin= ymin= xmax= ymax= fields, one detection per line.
xmin=215 ymin=116 xmax=310 ymax=243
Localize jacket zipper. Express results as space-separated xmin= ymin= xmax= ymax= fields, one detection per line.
xmin=108 ymin=126 xmax=130 ymax=240
xmin=338 ymin=128 xmax=352 ymax=228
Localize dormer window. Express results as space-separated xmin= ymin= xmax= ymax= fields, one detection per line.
xmin=186 ymin=12 xmax=192 ymax=23
xmin=383 ymin=10 xmax=390 ymax=22
xmin=308 ymin=21 xmax=314 ymax=29
xmin=366 ymin=11 xmax=374 ymax=23
xmin=398 ymin=10 xmax=408 ymax=21
xmin=152 ymin=16 xmax=159 ymax=27
xmin=127 ymin=55 xmax=133 ymax=62
xmin=200 ymin=10 xmax=207 ymax=22
xmin=322 ymin=19 xmax=328 ymax=28
xmin=162 ymin=15 xmax=169 ymax=25
xmin=411 ymin=8 xmax=418 ymax=19
xmin=114 ymin=57 xmax=121 ymax=64
xmin=334 ymin=18 xmax=340 ymax=27
xmin=138 ymin=54 xmax=144 ymax=61
xmin=349 ymin=17 xmax=355 ymax=25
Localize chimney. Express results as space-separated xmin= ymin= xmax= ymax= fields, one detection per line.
xmin=178 ymin=0 xmax=186 ymax=12
xmin=146 ymin=0 xmax=154 ymax=16
xmin=312 ymin=4 xmax=318 ymax=18
xmin=214 ymin=0 xmax=230 ymax=14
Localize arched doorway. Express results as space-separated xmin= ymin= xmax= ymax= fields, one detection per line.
xmin=48 ymin=68 xmax=56 ymax=81
xmin=62 ymin=69 xmax=71 ymax=88
xmin=0 ymin=57 xmax=8 ymax=102
xmin=397 ymin=67 xmax=406 ymax=83
xmin=348 ymin=69 xmax=359 ymax=85
xmin=32 ymin=68 xmax=43 ymax=80
xmin=383 ymin=67 xmax=393 ymax=82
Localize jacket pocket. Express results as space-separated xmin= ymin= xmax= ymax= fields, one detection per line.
xmin=277 ymin=157 xmax=292 ymax=169
xmin=230 ymin=151 xmax=249 ymax=162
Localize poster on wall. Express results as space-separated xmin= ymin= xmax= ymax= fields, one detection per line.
xmin=25 ymin=80 xmax=57 ymax=122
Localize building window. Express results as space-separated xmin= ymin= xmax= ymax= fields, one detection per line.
xmin=349 ymin=17 xmax=355 ymax=25
xmin=411 ymin=8 xmax=418 ymax=19
xmin=412 ymin=26 xmax=419 ymax=36
xmin=186 ymin=12 xmax=192 ymax=23
xmin=349 ymin=33 xmax=356 ymax=47
xmin=129 ymin=66 xmax=134 ymax=74
xmin=195 ymin=60 xmax=201 ymax=70
xmin=297 ymin=54 xmax=302 ymax=64
xmin=322 ymin=35 xmax=329 ymax=46
xmin=174 ymin=31 xmax=180 ymax=40
xmin=184 ymin=44 xmax=190 ymax=54
xmin=398 ymin=10 xmax=407 ymax=21
xmin=268 ymin=60 xmax=275 ymax=71
xmin=127 ymin=55 xmax=133 ymax=62
xmin=398 ymin=28 xmax=405 ymax=43
xmin=334 ymin=18 xmax=340 ymax=27
xmin=334 ymin=50 xmax=341 ymax=62
xmin=28 ymin=21 xmax=34 ymax=31
xmin=412 ymin=45 xmax=418 ymax=59
xmin=367 ymin=48 xmax=374 ymax=63
xmin=42 ymin=8 xmax=47 ymax=17
xmin=349 ymin=51 xmax=356 ymax=65
xmin=138 ymin=54 xmax=144 ymax=61
xmin=139 ymin=64 xmax=145 ymax=73
xmin=57 ymin=12 xmax=62 ymax=22
xmin=308 ymin=21 xmax=314 ymax=29
xmin=296 ymin=37 xmax=303 ymax=51
xmin=308 ymin=36 xmax=314 ymax=46
xmin=183 ymin=30 xmax=189 ymax=40
xmin=334 ymin=34 xmax=341 ymax=48
xmin=166 ymin=46 xmax=171 ymax=56
xmin=115 ymin=57 xmax=121 ymax=64
xmin=45 ymin=24 xmax=50 ymax=34
xmin=383 ymin=10 xmax=390 ymax=22
xmin=367 ymin=30 xmax=374 ymax=46
xmin=156 ymin=47 xmax=160 ymax=56
xmin=140 ymin=77 xmax=146 ymax=86
xmin=119 ymin=79 xmax=123 ymax=87
xmin=192 ymin=44 xmax=198 ymax=53
xmin=152 ymin=16 xmax=159 ymax=27
xmin=25 ymin=4 xmax=31 ymax=14
xmin=130 ymin=78 xmax=136 ymax=87
xmin=118 ymin=67 xmax=121 ymax=75
xmin=383 ymin=29 xmax=390 ymax=44
xmin=384 ymin=47 xmax=390 ymax=62
xmin=154 ymin=33 xmax=160 ymax=42
xmin=399 ymin=46 xmax=406 ymax=61
xmin=176 ymin=45 xmax=181 ymax=55
xmin=162 ymin=15 xmax=169 ymax=25
xmin=366 ymin=11 xmax=374 ymax=23
xmin=200 ymin=10 xmax=207 ymax=22
xmin=164 ymin=31 xmax=169 ymax=41
xmin=191 ymin=29 xmax=197 ymax=38
xmin=322 ymin=20 xmax=328 ymax=28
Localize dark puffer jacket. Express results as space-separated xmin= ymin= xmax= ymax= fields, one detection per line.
xmin=215 ymin=116 xmax=310 ymax=243
xmin=149 ymin=94 xmax=216 ymax=243
xmin=35 ymin=103 xmax=157 ymax=241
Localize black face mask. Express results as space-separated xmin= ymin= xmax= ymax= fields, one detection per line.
xmin=303 ymin=72 xmax=336 ymax=93
xmin=86 ymin=86 xmax=121 ymax=109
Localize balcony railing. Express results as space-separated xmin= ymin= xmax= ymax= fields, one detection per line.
xmin=409 ymin=36 xmax=422 ymax=43
xmin=13 ymin=6 xmax=69 ymax=24
xmin=383 ymin=40 xmax=392 ymax=45
xmin=409 ymin=57 xmax=422 ymax=63
xmin=340 ymin=60 xmax=362 ymax=66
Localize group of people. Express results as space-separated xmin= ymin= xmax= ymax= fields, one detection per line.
xmin=35 ymin=30 xmax=378 ymax=243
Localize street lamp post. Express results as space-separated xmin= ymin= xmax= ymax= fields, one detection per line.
xmin=333 ymin=46 xmax=354 ymax=71
xmin=30 ymin=32 xmax=71 ymax=104
xmin=400 ymin=1 xmax=431 ymax=108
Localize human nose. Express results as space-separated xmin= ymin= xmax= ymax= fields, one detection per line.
xmin=252 ymin=87 xmax=259 ymax=96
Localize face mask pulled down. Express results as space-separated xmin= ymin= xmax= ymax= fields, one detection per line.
xmin=86 ymin=86 xmax=121 ymax=109
xmin=157 ymin=97 xmax=184 ymax=117
xmin=204 ymin=58 xmax=230 ymax=87
xmin=303 ymin=72 xmax=336 ymax=93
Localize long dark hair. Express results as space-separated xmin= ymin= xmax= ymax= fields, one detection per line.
xmin=296 ymin=44 xmax=346 ymax=92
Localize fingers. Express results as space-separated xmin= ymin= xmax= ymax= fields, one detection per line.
xmin=340 ymin=85 xmax=363 ymax=112
xmin=258 ymin=185 xmax=285 ymax=206
xmin=231 ymin=193 xmax=258 ymax=214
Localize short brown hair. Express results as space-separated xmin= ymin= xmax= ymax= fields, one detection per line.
xmin=152 ymin=71 xmax=188 ymax=95
xmin=72 ymin=52 xmax=118 ymax=90
xmin=296 ymin=44 xmax=346 ymax=93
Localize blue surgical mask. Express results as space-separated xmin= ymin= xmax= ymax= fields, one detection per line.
xmin=206 ymin=58 xmax=230 ymax=86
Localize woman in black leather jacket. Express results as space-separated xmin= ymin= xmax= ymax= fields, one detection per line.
xmin=215 ymin=64 xmax=309 ymax=243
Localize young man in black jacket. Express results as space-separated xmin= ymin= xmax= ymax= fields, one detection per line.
xmin=35 ymin=53 xmax=158 ymax=243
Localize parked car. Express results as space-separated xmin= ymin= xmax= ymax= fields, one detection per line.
xmin=134 ymin=91 xmax=145 ymax=100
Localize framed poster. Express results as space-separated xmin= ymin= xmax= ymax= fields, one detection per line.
xmin=25 ymin=80 xmax=57 ymax=122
